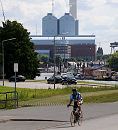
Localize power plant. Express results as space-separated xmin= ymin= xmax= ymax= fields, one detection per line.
xmin=31 ymin=0 xmax=96 ymax=61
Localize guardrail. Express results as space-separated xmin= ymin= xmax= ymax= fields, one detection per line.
xmin=0 ymin=91 xmax=18 ymax=109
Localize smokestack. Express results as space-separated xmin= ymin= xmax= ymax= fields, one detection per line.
xmin=69 ymin=0 xmax=77 ymax=20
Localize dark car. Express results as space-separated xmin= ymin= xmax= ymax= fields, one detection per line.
xmin=9 ymin=75 xmax=26 ymax=82
xmin=62 ymin=77 xmax=77 ymax=85
xmin=47 ymin=76 xmax=63 ymax=84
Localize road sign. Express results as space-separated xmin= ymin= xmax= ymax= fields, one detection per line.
xmin=14 ymin=63 xmax=18 ymax=72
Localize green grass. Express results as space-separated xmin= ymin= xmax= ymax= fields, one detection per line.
xmin=19 ymin=89 xmax=118 ymax=106
xmin=84 ymin=90 xmax=118 ymax=103
xmin=0 ymin=85 xmax=118 ymax=108
xmin=0 ymin=85 xmax=118 ymax=100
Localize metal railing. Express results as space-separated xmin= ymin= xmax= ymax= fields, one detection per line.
xmin=0 ymin=91 xmax=18 ymax=109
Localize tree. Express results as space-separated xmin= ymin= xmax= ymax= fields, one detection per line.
xmin=55 ymin=55 xmax=62 ymax=73
xmin=0 ymin=20 xmax=38 ymax=79
xmin=97 ymin=47 xmax=103 ymax=60
xmin=97 ymin=47 xmax=103 ymax=55
xmin=40 ymin=55 xmax=49 ymax=64
xmin=108 ymin=52 xmax=118 ymax=71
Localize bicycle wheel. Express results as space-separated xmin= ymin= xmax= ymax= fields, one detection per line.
xmin=70 ymin=111 xmax=75 ymax=127
xmin=78 ymin=111 xmax=83 ymax=126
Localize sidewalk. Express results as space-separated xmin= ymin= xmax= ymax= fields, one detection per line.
xmin=0 ymin=106 xmax=69 ymax=130
xmin=0 ymin=116 xmax=12 ymax=123
xmin=0 ymin=102 xmax=118 ymax=130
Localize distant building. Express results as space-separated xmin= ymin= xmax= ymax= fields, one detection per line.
xmin=42 ymin=13 xmax=78 ymax=36
xmin=59 ymin=13 xmax=75 ymax=36
xmin=110 ymin=42 xmax=118 ymax=54
xmin=55 ymin=43 xmax=71 ymax=59
xmin=32 ymin=36 xmax=96 ymax=61
xmin=31 ymin=1 xmax=96 ymax=61
xmin=42 ymin=13 xmax=58 ymax=36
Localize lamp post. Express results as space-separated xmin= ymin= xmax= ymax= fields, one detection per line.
xmin=61 ymin=33 xmax=68 ymax=72
xmin=62 ymin=37 xmax=66 ymax=72
xmin=53 ymin=33 xmax=68 ymax=89
xmin=53 ymin=36 xmax=56 ymax=89
xmin=2 ymin=38 xmax=16 ymax=86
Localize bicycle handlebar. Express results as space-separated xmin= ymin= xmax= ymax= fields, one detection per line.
xmin=69 ymin=104 xmax=74 ymax=107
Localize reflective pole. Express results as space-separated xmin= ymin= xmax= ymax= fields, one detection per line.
xmin=14 ymin=71 xmax=17 ymax=108
xmin=14 ymin=63 xmax=18 ymax=108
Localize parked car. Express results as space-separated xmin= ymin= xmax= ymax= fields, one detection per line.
xmin=61 ymin=77 xmax=77 ymax=85
xmin=61 ymin=74 xmax=67 ymax=79
xmin=9 ymin=75 xmax=26 ymax=82
xmin=75 ymin=74 xmax=85 ymax=80
xmin=47 ymin=76 xmax=63 ymax=84
xmin=111 ymin=72 xmax=118 ymax=81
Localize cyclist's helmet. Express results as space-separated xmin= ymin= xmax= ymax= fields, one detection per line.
xmin=72 ymin=88 xmax=77 ymax=92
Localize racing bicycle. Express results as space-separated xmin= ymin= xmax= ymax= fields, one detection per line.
xmin=69 ymin=105 xmax=83 ymax=127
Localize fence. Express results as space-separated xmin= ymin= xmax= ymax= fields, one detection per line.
xmin=0 ymin=91 xmax=18 ymax=109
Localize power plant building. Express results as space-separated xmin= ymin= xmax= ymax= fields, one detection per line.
xmin=42 ymin=13 xmax=58 ymax=36
xmin=33 ymin=37 xmax=96 ymax=61
xmin=59 ymin=13 xmax=75 ymax=36
xmin=31 ymin=0 xmax=96 ymax=61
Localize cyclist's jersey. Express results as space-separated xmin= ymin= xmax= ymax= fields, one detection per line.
xmin=70 ymin=92 xmax=82 ymax=101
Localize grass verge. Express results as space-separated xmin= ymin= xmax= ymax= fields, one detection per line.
xmin=19 ymin=89 xmax=118 ymax=107
xmin=0 ymin=85 xmax=118 ymax=108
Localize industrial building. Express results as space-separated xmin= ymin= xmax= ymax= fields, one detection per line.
xmin=31 ymin=0 xmax=96 ymax=61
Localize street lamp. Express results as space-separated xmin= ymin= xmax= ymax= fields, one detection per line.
xmin=53 ymin=33 xmax=68 ymax=89
xmin=53 ymin=36 xmax=56 ymax=89
xmin=2 ymin=38 xmax=16 ymax=86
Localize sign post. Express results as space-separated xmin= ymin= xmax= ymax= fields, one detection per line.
xmin=14 ymin=63 xmax=18 ymax=108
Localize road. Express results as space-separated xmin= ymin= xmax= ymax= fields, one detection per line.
xmin=0 ymin=80 xmax=64 ymax=89
xmin=47 ymin=114 xmax=118 ymax=130
xmin=0 ymin=78 xmax=117 ymax=90
xmin=0 ymin=102 xmax=118 ymax=130
xmin=85 ymin=79 xmax=118 ymax=85
xmin=36 ymin=73 xmax=118 ymax=85
xmin=0 ymin=72 xmax=118 ymax=89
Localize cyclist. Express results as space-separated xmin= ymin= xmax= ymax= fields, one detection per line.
xmin=67 ymin=88 xmax=83 ymax=114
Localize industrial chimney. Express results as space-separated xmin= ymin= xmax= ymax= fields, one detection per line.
xmin=69 ymin=0 xmax=77 ymax=20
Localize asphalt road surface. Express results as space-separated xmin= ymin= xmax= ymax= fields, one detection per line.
xmin=47 ymin=114 xmax=118 ymax=130
xmin=0 ymin=102 xmax=118 ymax=130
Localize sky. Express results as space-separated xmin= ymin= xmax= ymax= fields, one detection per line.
xmin=0 ymin=0 xmax=118 ymax=54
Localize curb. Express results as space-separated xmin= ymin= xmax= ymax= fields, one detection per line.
xmin=0 ymin=119 xmax=10 ymax=123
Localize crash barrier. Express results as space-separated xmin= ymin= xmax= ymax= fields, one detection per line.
xmin=0 ymin=91 xmax=18 ymax=109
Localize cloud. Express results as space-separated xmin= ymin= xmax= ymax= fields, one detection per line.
xmin=78 ymin=0 xmax=118 ymax=54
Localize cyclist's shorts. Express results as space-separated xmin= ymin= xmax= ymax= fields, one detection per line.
xmin=74 ymin=100 xmax=83 ymax=107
